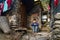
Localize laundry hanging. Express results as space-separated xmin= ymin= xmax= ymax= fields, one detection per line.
xmin=0 ymin=0 xmax=12 ymax=16
xmin=3 ymin=0 xmax=8 ymax=12
xmin=3 ymin=0 xmax=12 ymax=12
xmin=0 ymin=0 xmax=5 ymax=15
xmin=0 ymin=3 xmax=4 ymax=15
xmin=54 ymin=0 xmax=58 ymax=7
xmin=7 ymin=0 xmax=12 ymax=9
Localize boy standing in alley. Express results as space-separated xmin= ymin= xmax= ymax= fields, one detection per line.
xmin=31 ymin=19 xmax=39 ymax=33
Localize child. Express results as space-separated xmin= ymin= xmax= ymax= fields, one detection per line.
xmin=31 ymin=19 xmax=39 ymax=33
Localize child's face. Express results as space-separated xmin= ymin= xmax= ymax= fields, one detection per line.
xmin=33 ymin=19 xmax=36 ymax=22
xmin=33 ymin=21 xmax=36 ymax=22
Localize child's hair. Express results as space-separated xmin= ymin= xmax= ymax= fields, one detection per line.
xmin=33 ymin=19 xmax=36 ymax=20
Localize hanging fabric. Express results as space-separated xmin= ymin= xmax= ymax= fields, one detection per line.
xmin=0 ymin=3 xmax=4 ymax=15
xmin=54 ymin=0 xmax=58 ymax=7
xmin=0 ymin=0 xmax=5 ymax=15
xmin=7 ymin=0 xmax=12 ymax=9
xmin=3 ymin=0 xmax=8 ymax=12
xmin=3 ymin=0 xmax=12 ymax=12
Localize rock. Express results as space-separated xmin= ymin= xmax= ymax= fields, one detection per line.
xmin=0 ymin=16 xmax=11 ymax=33
xmin=54 ymin=13 xmax=60 ymax=19
xmin=54 ymin=20 xmax=60 ymax=24
xmin=21 ymin=32 xmax=51 ymax=40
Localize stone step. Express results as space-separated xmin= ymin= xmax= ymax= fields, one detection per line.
xmin=53 ymin=26 xmax=60 ymax=28
xmin=54 ymin=25 xmax=60 ymax=27
xmin=54 ymin=20 xmax=60 ymax=24
xmin=53 ymin=29 xmax=60 ymax=32
xmin=54 ymin=13 xmax=60 ymax=19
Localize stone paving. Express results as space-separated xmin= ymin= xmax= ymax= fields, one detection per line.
xmin=0 ymin=25 xmax=11 ymax=39
xmin=21 ymin=32 xmax=51 ymax=40
xmin=0 ymin=30 xmax=52 ymax=40
xmin=0 ymin=30 xmax=11 ymax=40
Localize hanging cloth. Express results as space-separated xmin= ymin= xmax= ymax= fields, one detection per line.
xmin=54 ymin=0 xmax=58 ymax=7
xmin=7 ymin=0 xmax=12 ymax=9
xmin=0 ymin=3 xmax=4 ymax=15
xmin=3 ymin=0 xmax=8 ymax=12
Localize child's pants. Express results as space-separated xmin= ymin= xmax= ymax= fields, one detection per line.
xmin=32 ymin=26 xmax=38 ymax=33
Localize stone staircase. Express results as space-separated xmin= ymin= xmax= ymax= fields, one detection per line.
xmin=52 ymin=13 xmax=60 ymax=40
xmin=53 ymin=13 xmax=60 ymax=29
